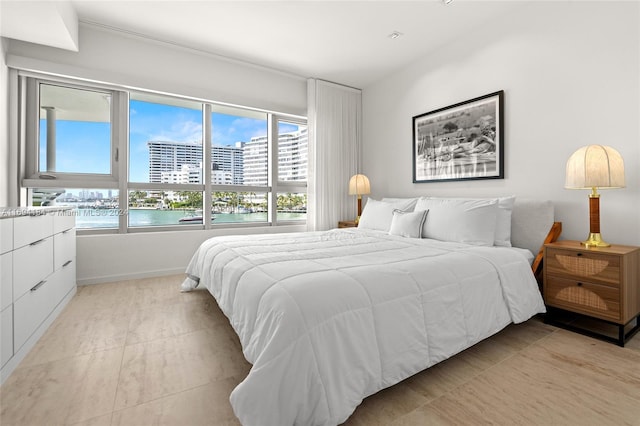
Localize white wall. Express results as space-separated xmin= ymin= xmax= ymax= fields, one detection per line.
xmin=363 ymin=1 xmax=640 ymax=246
xmin=76 ymin=224 xmax=304 ymax=285
xmin=4 ymin=23 xmax=308 ymax=284
xmin=0 ymin=38 xmax=8 ymax=206
xmin=6 ymin=23 xmax=307 ymax=116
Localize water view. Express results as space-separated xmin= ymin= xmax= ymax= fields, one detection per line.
xmin=70 ymin=208 xmax=305 ymax=229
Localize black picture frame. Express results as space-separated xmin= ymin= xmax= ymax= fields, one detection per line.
xmin=412 ymin=90 xmax=504 ymax=183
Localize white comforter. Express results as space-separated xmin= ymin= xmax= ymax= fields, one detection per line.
xmin=183 ymin=229 xmax=545 ymax=426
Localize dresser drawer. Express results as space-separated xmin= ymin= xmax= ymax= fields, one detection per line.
xmin=13 ymin=214 xmax=54 ymax=249
xmin=53 ymin=211 xmax=75 ymax=234
xmin=13 ymin=264 xmax=73 ymax=351
xmin=54 ymin=228 xmax=76 ymax=270
xmin=545 ymin=275 xmax=620 ymax=322
xmin=58 ymin=256 xmax=77 ymax=296
xmin=1 ymin=252 xmax=12 ymax=311
xmin=14 ymin=278 xmax=51 ymax=351
xmin=13 ymin=237 xmax=54 ymax=301
xmin=545 ymin=247 xmax=620 ymax=287
xmin=0 ymin=218 xmax=13 ymax=254
xmin=1 ymin=305 xmax=13 ymax=368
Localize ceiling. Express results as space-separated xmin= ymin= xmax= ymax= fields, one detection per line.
xmin=1 ymin=0 xmax=529 ymax=88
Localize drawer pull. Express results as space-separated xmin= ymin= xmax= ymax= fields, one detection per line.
xmin=30 ymin=280 xmax=46 ymax=292
xmin=62 ymin=260 xmax=73 ymax=267
xmin=577 ymin=282 xmax=583 ymax=287
xmin=30 ymin=238 xmax=46 ymax=246
xmin=576 ymin=253 xmax=583 ymax=257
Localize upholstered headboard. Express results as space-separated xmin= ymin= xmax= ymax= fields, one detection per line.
xmin=381 ymin=196 xmax=560 ymax=270
xmin=511 ymin=199 xmax=555 ymax=255
xmin=511 ymin=199 xmax=561 ymax=280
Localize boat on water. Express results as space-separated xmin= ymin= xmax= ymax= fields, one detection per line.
xmin=178 ymin=210 xmax=215 ymax=224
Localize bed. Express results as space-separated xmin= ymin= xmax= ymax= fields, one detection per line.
xmin=182 ymin=197 xmax=557 ymax=426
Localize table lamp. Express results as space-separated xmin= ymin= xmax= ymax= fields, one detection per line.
xmin=565 ymin=145 xmax=625 ymax=247
xmin=348 ymin=174 xmax=370 ymax=224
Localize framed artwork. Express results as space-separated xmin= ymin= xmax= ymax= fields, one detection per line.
xmin=412 ymin=90 xmax=504 ymax=183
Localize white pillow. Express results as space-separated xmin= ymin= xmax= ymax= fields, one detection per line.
xmin=389 ymin=209 xmax=428 ymax=238
xmin=414 ymin=197 xmax=499 ymax=246
xmin=380 ymin=197 xmax=419 ymax=212
xmin=417 ymin=196 xmax=515 ymax=246
xmin=494 ymin=196 xmax=516 ymax=247
xmin=358 ymin=199 xmax=416 ymax=232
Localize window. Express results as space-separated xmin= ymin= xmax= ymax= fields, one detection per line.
xmin=276 ymin=192 xmax=307 ymax=222
xmin=38 ymin=84 xmax=112 ymax=175
xmin=25 ymin=80 xmax=118 ymax=185
xmin=212 ymin=191 xmax=269 ymax=224
xmin=30 ymin=188 xmax=120 ymax=229
xmin=21 ymin=74 xmax=307 ymax=233
xmin=130 ymin=93 xmax=204 ymax=184
xmin=128 ymin=190 xmax=204 ymax=227
xmin=275 ymin=120 xmax=307 ymax=222
xmin=277 ymin=121 xmax=308 ymax=183
xmin=211 ymin=106 xmax=268 ymax=187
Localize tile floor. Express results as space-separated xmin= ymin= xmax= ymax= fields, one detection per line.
xmin=1 ymin=274 xmax=639 ymax=426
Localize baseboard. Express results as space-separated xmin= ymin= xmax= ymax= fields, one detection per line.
xmin=76 ymin=267 xmax=186 ymax=286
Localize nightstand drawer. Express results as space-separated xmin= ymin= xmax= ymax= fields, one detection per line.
xmin=338 ymin=221 xmax=357 ymax=228
xmin=545 ymin=248 xmax=620 ymax=287
xmin=545 ymin=276 xmax=620 ymax=321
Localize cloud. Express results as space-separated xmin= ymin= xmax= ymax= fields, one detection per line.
xmin=146 ymin=118 xmax=203 ymax=143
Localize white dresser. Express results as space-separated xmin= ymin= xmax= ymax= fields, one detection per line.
xmin=0 ymin=207 xmax=76 ymax=384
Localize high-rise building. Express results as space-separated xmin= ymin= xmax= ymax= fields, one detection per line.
xmin=242 ymin=137 xmax=269 ymax=186
xmin=148 ymin=141 xmax=202 ymax=183
xmin=148 ymin=129 xmax=306 ymax=188
xmin=160 ymin=163 xmax=233 ymax=185
xmin=242 ymin=128 xmax=308 ymax=186
xmin=147 ymin=141 xmax=244 ymax=184
xmin=278 ymin=128 xmax=308 ymax=182
xmin=160 ymin=164 xmax=201 ymax=184
xmin=213 ymin=143 xmax=244 ymax=185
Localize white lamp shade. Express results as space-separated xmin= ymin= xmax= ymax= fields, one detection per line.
xmin=348 ymin=174 xmax=371 ymax=195
xmin=565 ymin=145 xmax=625 ymax=189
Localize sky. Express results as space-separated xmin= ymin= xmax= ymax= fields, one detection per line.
xmin=40 ymin=100 xmax=301 ymax=183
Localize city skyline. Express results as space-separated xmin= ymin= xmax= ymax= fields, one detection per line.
xmin=150 ymin=127 xmax=308 ymax=187
xmin=40 ymin=99 xmax=301 ymax=183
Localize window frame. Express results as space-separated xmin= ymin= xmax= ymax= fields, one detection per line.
xmin=272 ymin=117 xmax=308 ymax=225
xmin=19 ymin=73 xmax=307 ymax=234
xmin=23 ymin=76 xmax=122 ymax=189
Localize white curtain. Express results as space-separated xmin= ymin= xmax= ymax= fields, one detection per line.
xmin=307 ymin=79 xmax=362 ymax=231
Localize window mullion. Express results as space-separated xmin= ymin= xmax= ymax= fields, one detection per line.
xmin=267 ymin=114 xmax=278 ymax=225
xmin=203 ymin=103 xmax=212 ymax=229
xmin=24 ymin=77 xmax=38 ymax=179
xmin=118 ymin=91 xmax=129 ymax=234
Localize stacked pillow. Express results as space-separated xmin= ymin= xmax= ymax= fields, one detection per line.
xmin=357 ymin=198 xmax=418 ymax=232
xmin=388 ymin=209 xmax=428 ymax=238
xmin=357 ymin=195 xmax=515 ymax=246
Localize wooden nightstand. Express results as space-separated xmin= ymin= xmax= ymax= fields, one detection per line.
xmin=338 ymin=220 xmax=357 ymax=228
xmin=543 ymin=240 xmax=640 ymax=346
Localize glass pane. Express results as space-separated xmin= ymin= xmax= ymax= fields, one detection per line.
xmin=278 ymin=122 xmax=307 ymax=182
xmin=129 ymin=93 xmax=203 ymax=184
xmin=276 ymin=192 xmax=306 ymax=221
xmin=30 ymin=188 xmax=120 ymax=229
xmin=128 ymin=190 xmax=204 ymax=227
xmin=211 ymin=107 xmax=268 ymax=186
xmin=212 ymin=191 xmax=268 ymax=224
xmin=39 ymin=84 xmax=111 ymax=174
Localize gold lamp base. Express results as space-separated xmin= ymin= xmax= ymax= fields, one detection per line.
xmin=581 ymin=233 xmax=611 ymax=248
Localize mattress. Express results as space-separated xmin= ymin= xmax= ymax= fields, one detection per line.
xmin=183 ymin=228 xmax=545 ymax=426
